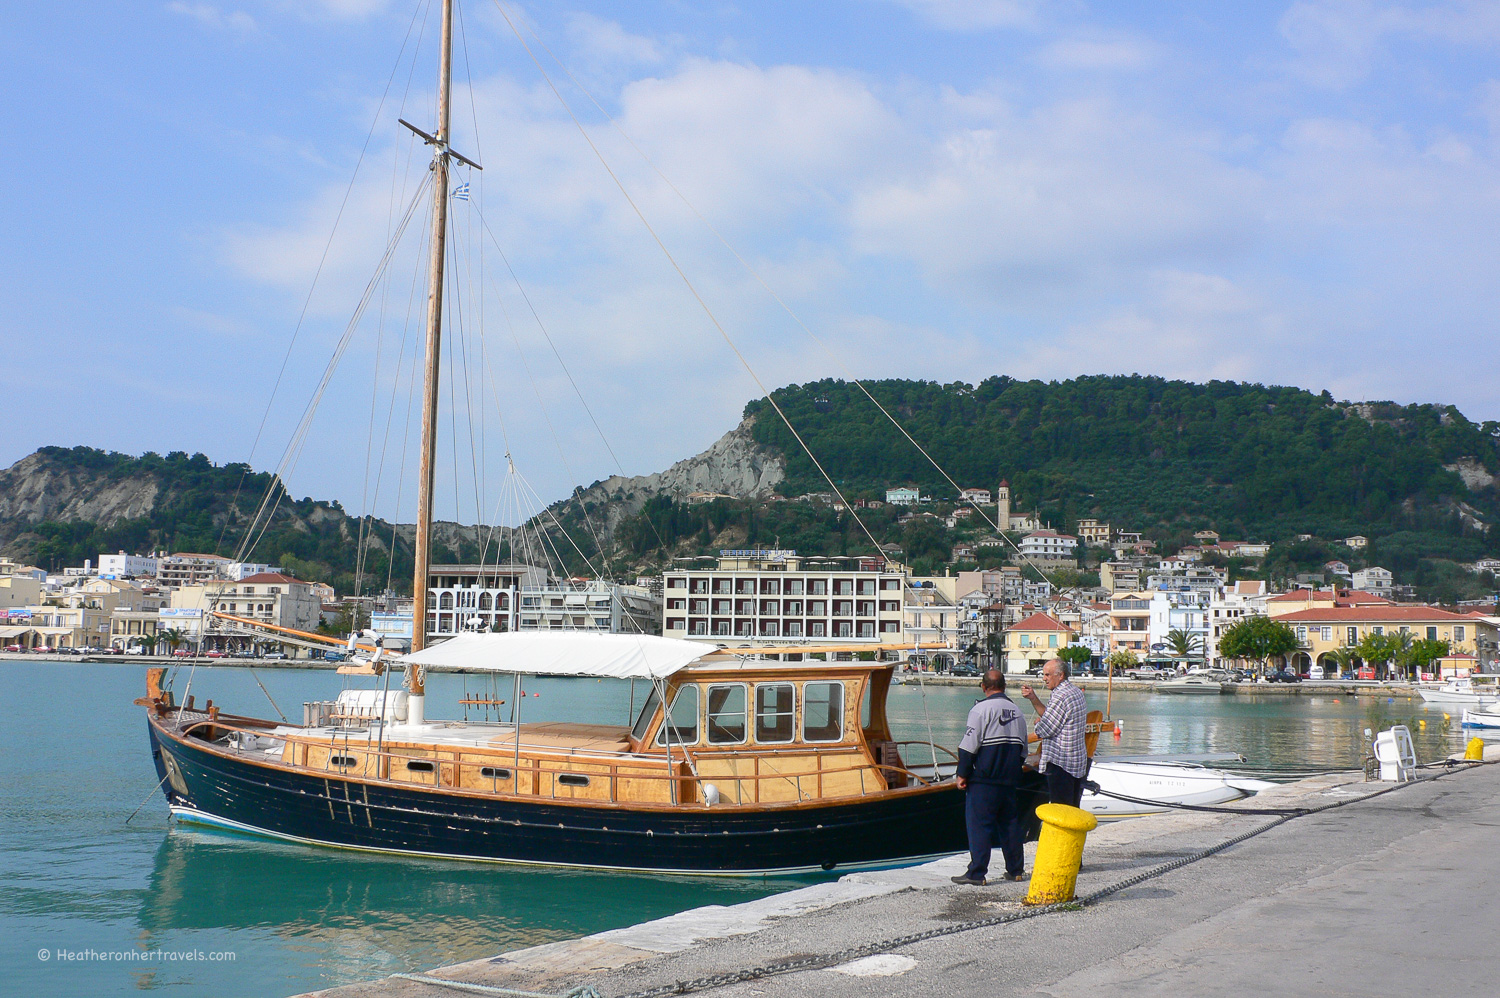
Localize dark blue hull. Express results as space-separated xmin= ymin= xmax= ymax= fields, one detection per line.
xmin=149 ymin=717 xmax=1044 ymax=875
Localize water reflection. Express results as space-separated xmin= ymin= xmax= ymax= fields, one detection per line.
xmin=137 ymin=826 xmax=808 ymax=986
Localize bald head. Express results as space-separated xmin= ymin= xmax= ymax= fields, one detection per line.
xmin=1042 ymin=658 xmax=1068 ymax=690
xmin=982 ymin=669 xmax=1006 ymax=692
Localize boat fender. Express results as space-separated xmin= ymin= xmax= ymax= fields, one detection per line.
xmin=702 ymin=783 xmax=721 ymax=805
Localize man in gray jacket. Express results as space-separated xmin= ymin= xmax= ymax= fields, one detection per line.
xmin=951 ymin=669 xmax=1029 ymax=886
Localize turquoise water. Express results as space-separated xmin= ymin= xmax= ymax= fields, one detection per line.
xmin=0 ymin=663 xmax=1486 ymax=997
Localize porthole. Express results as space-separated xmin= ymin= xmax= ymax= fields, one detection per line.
xmin=558 ymin=773 xmax=590 ymax=787
xmin=405 ymin=760 xmax=435 ymax=773
xmin=330 ymin=755 xmax=357 ymax=767
xmin=480 ymin=766 xmax=512 ymax=779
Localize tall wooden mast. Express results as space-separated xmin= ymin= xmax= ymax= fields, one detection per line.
xmin=407 ymin=0 xmax=456 ymax=720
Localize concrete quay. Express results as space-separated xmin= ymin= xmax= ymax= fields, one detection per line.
xmin=303 ymin=761 xmax=1500 ymax=998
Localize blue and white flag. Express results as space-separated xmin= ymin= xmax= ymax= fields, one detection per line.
xmin=451 ymin=182 xmax=470 ymax=201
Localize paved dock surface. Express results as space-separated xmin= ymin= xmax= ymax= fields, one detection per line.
xmin=304 ymin=762 xmax=1500 ymax=998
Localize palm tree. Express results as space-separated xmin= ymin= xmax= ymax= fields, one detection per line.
xmin=1165 ymin=628 xmax=1203 ymax=666
xmin=138 ymin=633 xmax=158 ymax=655
xmin=160 ymin=627 xmax=187 ymax=655
xmin=1330 ymin=646 xmax=1357 ymax=679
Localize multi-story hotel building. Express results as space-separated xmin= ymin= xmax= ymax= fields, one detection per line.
xmin=663 ymin=549 xmax=906 ymax=645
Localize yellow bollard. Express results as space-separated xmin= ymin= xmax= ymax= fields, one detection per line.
xmin=1465 ymin=737 xmax=1485 ymax=761
xmin=1025 ymin=803 xmax=1098 ymax=906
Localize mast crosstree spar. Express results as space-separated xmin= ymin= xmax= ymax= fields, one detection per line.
xmin=403 ymin=0 xmax=480 ymax=723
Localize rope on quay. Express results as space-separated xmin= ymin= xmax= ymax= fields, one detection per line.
xmin=389 ymin=973 xmax=602 ymax=998
xmin=601 ymin=761 xmax=1487 ymax=998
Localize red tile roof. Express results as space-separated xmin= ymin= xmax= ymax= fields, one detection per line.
xmin=1010 ymin=612 xmax=1071 ymax=631
xmin=1275 ymin=606 xmax=1474 ymax=623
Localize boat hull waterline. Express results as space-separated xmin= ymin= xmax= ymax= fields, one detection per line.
xmin=149 ymin=718 xmax=1046 ymax=876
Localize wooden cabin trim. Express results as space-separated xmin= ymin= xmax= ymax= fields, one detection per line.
xmin=151 ymin=710 xmax=947 ymax=815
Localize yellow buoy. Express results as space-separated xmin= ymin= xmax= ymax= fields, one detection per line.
xmin=1465 ymin=737 xmax=1485 ymax=761
xmin=1025 ymin=803 xmax=1098 ymax=906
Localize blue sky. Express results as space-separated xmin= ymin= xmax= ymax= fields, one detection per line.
xmin=2 ymin=1 xmax=1499 ymax=526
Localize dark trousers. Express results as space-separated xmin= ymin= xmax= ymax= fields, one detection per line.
xmin=964 ymin=782 xmax=1024 ymax=880
xmin=1046 ymin=767 xmax=1085 ymax=808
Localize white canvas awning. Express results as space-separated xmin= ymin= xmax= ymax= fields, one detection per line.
xmin=398 ymin=631 xmax=713 ymax=680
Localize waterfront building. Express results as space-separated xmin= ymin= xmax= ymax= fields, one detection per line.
xmin=903 ymin=577 xmax=958 ymax=660
xmin=1266 ymin=587 xmax=1392 ymax=618
xmin=1206 ymin=580 xmax=1269 ymax=668
xmin=97 ymin=551 xmax=159 ymax=578
xmin=1109 ymin=591 xmax=1153 ymax=654
xmin=1001 ymin=611 xmax=1077 ymax=674
xmin=1275 ymin=605 xmax=1500 ymax=674
xmin=663 ymin=549 xmax=905 ymax=648
xmin=521 ymin=579 xmax=660 ymax=635
xmin=1146 ymin=567 xmax=1227 ymax=594
xmin=424 ymin=563 xmax=548 ymax=640
xmin=1148 ymin=587 xmax=1211 ymax=659
xmin=156 ymin=553 xmax=231 ymax=588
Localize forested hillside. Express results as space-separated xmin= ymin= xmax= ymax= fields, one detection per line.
xmin=0 ymin=447 xmax=486 ymax=593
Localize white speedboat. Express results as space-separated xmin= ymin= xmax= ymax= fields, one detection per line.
xmin=1418 ymin=677 xmax=1498 ymax=706
xmin=1084 ymin=756 xmax=1276 ymax=820
xmin=1153 ymin=675 xmax=1230 ymax=695
xmin=1461 ymin=703 xmax=1500 ymax=729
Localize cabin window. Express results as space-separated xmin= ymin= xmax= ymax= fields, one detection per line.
xmin=480 ymin=766 xmax=512 ymax=779
xmin=707 ymin=684 xmax=748 ymax=744
xmin=406 ymin=760 xmax=435 ymax=773
xmin=632 ymin=687 xmax=662 ymax=741
xmin=656 ymin=685 xmax=700 ymax=746
xmin=755 ymin=683 xmax=796 ymax=742
xmin=558 ymin=774 xmax=590 ymax=787
xmin=803 ymin=682 xmax=844 ymax=742
xmin=330 ymin=755 xmax=357 ymax=768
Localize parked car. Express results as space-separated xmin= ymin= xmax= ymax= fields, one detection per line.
xmin=1266 ymin=669 xmax=1302 ymax=683
xmin=949 ymin=662 xmax=980 ymax=677
xmin=206 ymin=650 xmax=224 ymax=659
xmin=107 ymin=646 xmax=125 ymax=655
xmin=323 ymin=650 xmax=347 ymax=663
xmin=263 ymin=651 xmax=288 ymax=660
xmin=1306 ymin=665 xmax=1324 ymax=680
xmin=3 ymin=645 xmax=20 ymax=653
xmin=172 ymin=649 xmax=191 ymax=657
xmin=35 ymin=646 xmax=55 ymax=654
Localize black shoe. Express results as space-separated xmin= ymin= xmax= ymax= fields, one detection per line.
xmin=1004 ymin=871 xmax=1027 ymax=882
xmin=950 ymin=874 xmax=987 ymax=886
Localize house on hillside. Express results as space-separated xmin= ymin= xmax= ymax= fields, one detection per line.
xmin=1343 ymin=535 xmax=1369 ymax=550
xmin=959 ymin=487 xmax=992 ymax=505
xmin=885 ymin=486 xmax=921 ymax=506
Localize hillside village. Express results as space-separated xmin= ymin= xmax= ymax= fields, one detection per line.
xmin=4 ymin=470 xmax=1496 ymax=682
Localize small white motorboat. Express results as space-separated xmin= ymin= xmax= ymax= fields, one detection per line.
xmin=1418 ymin=677 xmax=1498 ymax=707
xmin=1084 ymin=755 xmax=1277 ymax=820
xmin=1461 ymin=702 xmax=1500 ymax=728
xmin=1153 ymin=675 xmax=1230 ymax=695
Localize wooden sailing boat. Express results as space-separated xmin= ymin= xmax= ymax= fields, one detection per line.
xmin=138 ymin=0 xmax=1099 ymax=874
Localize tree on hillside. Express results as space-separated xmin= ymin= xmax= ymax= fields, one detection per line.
xmin=1218 ymin=617 xmax=1300 ymax=676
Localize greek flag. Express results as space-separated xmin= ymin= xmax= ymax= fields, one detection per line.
xmin=451 ymin=182 xmax=470 ymax=201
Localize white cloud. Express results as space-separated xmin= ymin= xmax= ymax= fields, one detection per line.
xmin=888 ymin=0 xmax=1045 ymax=31
xmin=1279 ymin=0 xmax=1500 ymax=88
xmin=215 ymin=32 xmax=1500 ymax=505
xmin=168 ymin=2 xmax=256 ymax=34
xmin=566 ymin=12 xmax=663 ymax=66
xmin=1036 ymin=37 xmax=1156 ymax=71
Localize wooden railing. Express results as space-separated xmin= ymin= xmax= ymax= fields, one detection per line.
xmin=178 ymin=718 xmax=951 ymax=808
